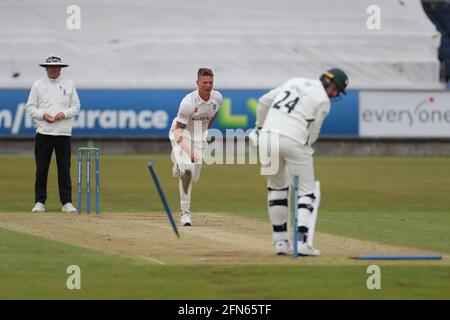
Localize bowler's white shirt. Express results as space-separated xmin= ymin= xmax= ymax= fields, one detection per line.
xmin=169 ymin=90 xmax=222 ymax=142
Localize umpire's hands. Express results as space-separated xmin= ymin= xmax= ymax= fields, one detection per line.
xmin=54 ymin=112 xmax=65 ymax=121
xmin=43 ymin=113 xmax=55 ymax=123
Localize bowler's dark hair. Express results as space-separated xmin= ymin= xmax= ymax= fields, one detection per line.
xmin=198 ymin=68 xmax=214 ymax=78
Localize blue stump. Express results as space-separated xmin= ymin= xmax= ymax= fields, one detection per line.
xmin=147 ymin=162 xmax=180 ymax=238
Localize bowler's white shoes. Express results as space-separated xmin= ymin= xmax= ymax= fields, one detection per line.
xmin=180 ymin=213 xmax=192 ymax=226
xmin=32 ymin=202 xmax=45 ymax=213
xmin=298 ymin=242 xmax=321 ymax=256
xmin=275 ymin=240 xmax=290 ymax=255
xmin=62 ymin=202 xmax=77 ymax=213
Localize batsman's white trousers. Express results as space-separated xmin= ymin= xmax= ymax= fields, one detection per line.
xmin=259 ymin=131 xmax=315 ymax=195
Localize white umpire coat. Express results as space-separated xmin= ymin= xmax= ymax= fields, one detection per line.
xmin=26 ymin=77 xmax=81 ymax=136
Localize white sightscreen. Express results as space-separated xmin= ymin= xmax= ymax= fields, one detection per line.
xmin=0 ymin=0 xmax=443 ymax=89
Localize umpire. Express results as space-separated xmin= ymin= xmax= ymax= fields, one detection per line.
xmin=26 ymin=54 xmax=80 ymax=213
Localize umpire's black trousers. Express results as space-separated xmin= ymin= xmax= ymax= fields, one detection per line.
xmin=34 ymin=133 xmax=72 ymax=205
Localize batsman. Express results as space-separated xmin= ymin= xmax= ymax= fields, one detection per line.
xmin=250 ymin=68 xmax=349 ymax=256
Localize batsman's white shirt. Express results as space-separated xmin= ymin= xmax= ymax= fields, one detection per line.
xmin=258 ymin=78 xmax=330 ymax=148
xmin=169 ymin=89 xmax=222 ymax=143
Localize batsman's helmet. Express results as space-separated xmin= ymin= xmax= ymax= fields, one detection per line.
xmin=320 ymin=68 xmax=348 ymax=95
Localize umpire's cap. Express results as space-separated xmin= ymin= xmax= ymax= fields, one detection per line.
xmin=39 ymin=55 xmax=69 ymax=68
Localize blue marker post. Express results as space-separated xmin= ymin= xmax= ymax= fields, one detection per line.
xmin=353 ymin=255 xmax=442 ymax=260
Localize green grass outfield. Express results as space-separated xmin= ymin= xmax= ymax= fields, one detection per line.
xmin=1 ymin=155 xmax=450 ymax=299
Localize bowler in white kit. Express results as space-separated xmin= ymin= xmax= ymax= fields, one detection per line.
xmin=169 ymin=68 xmax=223 ymax=226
